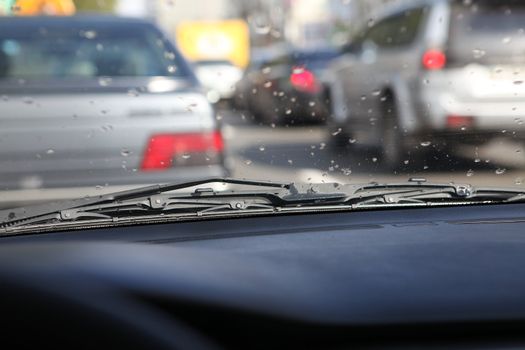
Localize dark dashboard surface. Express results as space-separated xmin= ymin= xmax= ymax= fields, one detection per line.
xmin=2 ymin=203 xmax=525 ymax=349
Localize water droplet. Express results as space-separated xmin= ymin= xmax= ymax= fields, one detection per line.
xmin=420 ymin=141 xmax=432 ymax=147
xmin=371 ymin=90 xmax=381 ymax=96
xmin=186 ymin=102 xmax=198 ymax=112
xmin=292 ymin=66 xmax=305 ymax=74
xmin=167 ymin=65 xmax=177 ymax=74
xmin=342 ymin=168 xmax=352 ymax=176
xmin=372 ymin=157 xmax=378 ymax=163
xmin=472 ymin=48 xmax=486 ymax=59
xmin=82 ymin=30 xmax=97 ymax=39
xmin=285 ymin=109 xmax=292 ymax=115
xmin=127 ymin=89 xmax=140 ymax=97
xmin=270 ymin=28 xmax=282 ymax=38
xmin=466 ymin=169 xmax=475 ymax=177
xmin=182 ymin=154 xmax=191 ymax=160
xmin=23 ymin=97 xmax=34 ymax=105
xmin=332 ymin=128 xmax=342 ymax=136
xmin=121 ymin=148 xmax=132 ymax=157
xmin=244 ymin=159 xmax=253 ymax=165
xmin=101 ymin=124 xmax=113 ymax=132
xmin=249 ymin=16 xmax=271 ymax=35
xmin=46 ymin=149 xmax=55 ymax=155
xmin=474 ymin=158 xmax=481 ymax=163
xmin=367 ymin=18 xmax=376 ymax=27
xmin=98 ymin=77 xmax=112 ymax=87
xmin=288 ymin=159 xmax=294 ymax=165
xmin=164 ymin=51 xmax=176 ymax=60
xmin=259 ymin=145 xmax=266 ymax=152
xmin=262 ymin=66 xmax=271 ymax=74
xmin=349 ymin=138 xmax=357 ymax=144
xmin=264 ymin=81 xmax=273 ymax=88
xmin=404 ymin=160 xmax=410 ymax=165
xmin=495 ymin=168 xmax=507 ymax=175
xmin=516 ymin=178 xmax=523 ymax=185
xmin=309 ymin=101 xmax=316 ymax=107
xmin=502 ymin=37 xmax=512 ymax=44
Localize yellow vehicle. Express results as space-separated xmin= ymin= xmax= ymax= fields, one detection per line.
xmin=13 ymin=0 xmax=75 ymax=16
xmin=176 ymin=19 xmax=250 ymax=69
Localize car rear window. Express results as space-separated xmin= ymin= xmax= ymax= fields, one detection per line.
xmin=449 ymin=1 xmax=525 ymax=65
xmin=0 ymin=22 xmax=189 ymax=79
xmin=292 ymin=51 xmax=339 ymax=71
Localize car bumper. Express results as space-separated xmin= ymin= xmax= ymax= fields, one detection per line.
xmin=419 ymin=71 xmax=525 ymax=133
xmin=0 ymin=165 xmax=228 ymax=191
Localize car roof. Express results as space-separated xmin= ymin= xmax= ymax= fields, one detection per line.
xmin=0 ymin=15 xmax=157 ymax=32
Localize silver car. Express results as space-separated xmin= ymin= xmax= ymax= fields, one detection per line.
xmin=327 ymin=0 xmax=525 ymax=168
xmin=0 ymin=16 xmax=227 ymax=201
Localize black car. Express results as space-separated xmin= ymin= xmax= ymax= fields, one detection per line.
xmin=239 ymin=47 xmax=340 ymax=125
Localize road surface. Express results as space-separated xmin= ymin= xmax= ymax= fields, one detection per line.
xmin=221 ymin=109 xmax=525 ymax=188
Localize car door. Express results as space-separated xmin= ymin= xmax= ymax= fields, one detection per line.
xmin=343 ymin=7 xmax=428 ymax=145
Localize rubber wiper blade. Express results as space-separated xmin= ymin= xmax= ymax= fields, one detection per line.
xmin=104 ymin=178 xmax=293 ymax=201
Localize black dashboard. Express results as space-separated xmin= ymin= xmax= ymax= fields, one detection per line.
xmin=2 ymin=203 xmax=525 ymax=349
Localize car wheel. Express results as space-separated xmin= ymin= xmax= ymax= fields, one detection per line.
xmin=380 ymin=94 xmax=406 ymax=170
xmin=326 ymin=82 xmax=353 ymax=151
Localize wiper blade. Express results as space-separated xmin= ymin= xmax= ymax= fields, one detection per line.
xmin=0 ymin=178 xmax=347 ymax=229
xmin=348 ymin=182 xmax=525 ymax=206
xmin=2 ymin=178 xmax=525 ymax=232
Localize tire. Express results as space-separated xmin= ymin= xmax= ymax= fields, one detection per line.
xmin=326 ymin=82 xmax=353 ymax=151
xmin=379 ymin=94 xmax=406 ymax=170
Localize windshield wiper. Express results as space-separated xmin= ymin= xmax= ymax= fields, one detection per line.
xmin=0 ymin=178 xmax=346 ymax=230
xmin=1 ymin=178 xmax=524 ymax=233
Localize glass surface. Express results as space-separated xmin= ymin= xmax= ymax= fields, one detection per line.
xmin=0 ymin=0 xmax=524 ymax=210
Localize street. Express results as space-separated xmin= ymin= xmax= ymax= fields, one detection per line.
xmin=221 ymin=109 xmax=525 ymax=188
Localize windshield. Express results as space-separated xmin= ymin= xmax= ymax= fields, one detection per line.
xmin=0 ymin=0 xmax=524 ymax=211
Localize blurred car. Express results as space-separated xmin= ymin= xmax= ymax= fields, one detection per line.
xmin=327 ymin=0 xmax=525 ymax=168
xmin=193 ymin=59 xmax=243 ymax=104
xmin=239 ymin=46 xmax=339 ymax=125
xmin=0 ymin=16 xmax=227 ymax=200
xmin=233 ymin=45 xmax=282 ymax=112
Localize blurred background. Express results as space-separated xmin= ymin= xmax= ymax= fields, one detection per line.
xmin=1 ymin=0 xmax=525 ymax=206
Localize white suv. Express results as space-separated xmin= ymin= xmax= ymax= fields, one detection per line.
xmin=327 ymin=0 xmax=525 ymax=168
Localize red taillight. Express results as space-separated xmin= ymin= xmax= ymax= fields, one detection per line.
xmin=422 ymin=49 xmax=447 ymax=70
xmin=141 ymin=131 xmax=224 ymax=171
xmin=290 ymin=67 xmax=320 ymax=94
xmin=447 ymin=115 xmax=474 ymax=130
